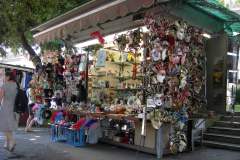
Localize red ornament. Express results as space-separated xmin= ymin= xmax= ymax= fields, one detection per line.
xmin=132 ymin=64 xmax=137 ymax=80
xmin=90 ymin=31 xmax=105 ymax=44
xmin=167 ymin=35 xmax=175 ymax=47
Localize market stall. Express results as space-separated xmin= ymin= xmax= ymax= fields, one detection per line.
xmin=31 ymin=0 xmax=240 ymax=159
xmin=29 ymin=21 xmax=205 ymax=159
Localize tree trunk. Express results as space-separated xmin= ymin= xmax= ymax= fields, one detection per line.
xmin=20 ymin=32 xmax=42 ymax=67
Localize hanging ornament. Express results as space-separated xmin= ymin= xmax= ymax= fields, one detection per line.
xmin=90 ymin=31 xmax=105 ymax=44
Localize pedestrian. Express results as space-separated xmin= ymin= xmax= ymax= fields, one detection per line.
xmin=25 ymin=83 xmax=35 ymax=132
xmin=0 ymin=69 xmax=18 ymax=152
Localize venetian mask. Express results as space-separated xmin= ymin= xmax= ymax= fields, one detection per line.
xmin=180 ymin=76 xmax=187 ymax=89
xmin=151 ymin=49 xmax=161 ymax=61
xmin=157 ymin=73 xmax=165 ymax=83
xmin=172 ymin=55 xmax=180 ymax=64
xmin=154 ymin=94 xmax=164 ymax=106
xmin=177 ymin=28 xmax=185 ymax=40
xmin=175 ymin=21 xmax=187 ymax=40
xmin=181 ymin=53 xmax=186 ymax=65
xmin=176 ymin=47 xmax=183 ymax=56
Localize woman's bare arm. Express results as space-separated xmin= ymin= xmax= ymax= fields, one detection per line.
xmin=0 ymin=88 xmax=4 ymax=103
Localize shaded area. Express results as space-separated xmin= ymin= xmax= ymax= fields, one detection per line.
xmin=0 ymin=128 xmax=239 ymax=160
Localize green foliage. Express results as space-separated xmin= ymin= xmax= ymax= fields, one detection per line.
xmin=0 ymin=0 xmax=92 ymax=57
xmin=236 ymin=88 xmax=240 ymax=104
xmin=41 ymin=39 xmax=65 ymax=52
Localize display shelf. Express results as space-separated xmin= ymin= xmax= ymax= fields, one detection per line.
xmin=89 ymin=74 xmax=143 ymax=81
xmin=128 ymin=61 xmax=141 ymax=65
xmin=110 ymin=61 xmax=132 ymax=66
xmin=99 ymin=138 xmax=156 ymax=154
xmin=104 ymin=48 xmax=141 ymax=64
xmin=89 ymin=74 xmax=117 ymax=78
xmin=92 ymin=86 xmax=116 ymax=90
xmin=115 ymin=76 xmax=132 ymax=81
xmin=114 ymin=88 xmax=141 ymax=92
xmin=68 ymin=111 xmax=139 ymax=121
xmin=68 ymin=111 xmax=106 ymax=117
xmin=115 ymin=76 xmax=143 ymax=81
xmin=107 ymin=114 xmax=139 ymax=121
xmin=91 ymin=86 xmax=141 ymax=92
xmin=89 ymin=74 xmax=106 ymax=77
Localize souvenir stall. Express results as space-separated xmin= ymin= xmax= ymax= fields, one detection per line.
xmin=32 ymin=16 xmax=205 ymax=159
xmin=85 ymin=17 xmax=205 ymax=157
xmin=0 ymin=63 xmax=34 ymax=125
xmin=27 ymin=49 xmax=88 ymax=126
xmin=31 ymin=0 xmax=240 ymax=159
xmin=0 ymin=63 xmax=34 ymax=91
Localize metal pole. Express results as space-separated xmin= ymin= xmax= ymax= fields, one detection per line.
xmin=85 ymin=48 xmax=89 ymax=104
xmin=234 ymin=38 xmax=240 ymax=112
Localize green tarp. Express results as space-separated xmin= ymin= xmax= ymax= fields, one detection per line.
xmin=184 ymin=0 xmax=240 ymax=35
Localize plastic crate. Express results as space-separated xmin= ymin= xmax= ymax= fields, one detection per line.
xmin=50 ymin=124 xmax=67 ymax=142
xmin=66 ymin=128 xmax=85 ymax=147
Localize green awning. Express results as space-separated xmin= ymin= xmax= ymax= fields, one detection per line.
xmin=185 ymin=0 xmax=240 ymax=35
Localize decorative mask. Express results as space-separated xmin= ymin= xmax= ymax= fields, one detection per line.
xmin=176 ymin=47 xmax=183 ymax=56
xmin=154 ymin=94 xmax=164 ymax=106
xmin=151 ymin=49 xmax=161 ymax=61
xmin=157 ymin=73 xmax=165 ymax=83
xmin=172 ymin=55 xmax=180 ymax=64
xmin=175 ymin=21 xmax=187 ymax=40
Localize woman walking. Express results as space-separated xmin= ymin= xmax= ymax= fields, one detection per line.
xmin=0 ymin=69 xmax=18 ymax=152
xmin=25 ymin=84 xmax=35 ymax=132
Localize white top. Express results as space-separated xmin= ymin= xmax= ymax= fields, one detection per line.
xmin=26 ymin=88 xmax=34 ymax=105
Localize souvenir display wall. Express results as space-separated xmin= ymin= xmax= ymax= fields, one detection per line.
xmin=143 ymin=16 xmax=205 ymax=153
xmin=28 ymin=50 xmax=88 ymax=127
xmin=31 ymin=14 xmax=205 ymax=156
xmin=30 ymin=51 xmax=87 ymax=107
xmin=87 ymin=48 xmax=143 ymax=115
xmin=82 ymin=15 xmax=205 ymax=153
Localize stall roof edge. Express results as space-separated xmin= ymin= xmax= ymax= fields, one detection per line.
xmin=0 ymin=63 xmax=35 ymax=73
xmin=31 ymin=0 xmax=170 ymax=35
xmin=32 ymin=0 xmax=240 ymax=44
xmin=184 ymin=0 xmax=240 ymax=33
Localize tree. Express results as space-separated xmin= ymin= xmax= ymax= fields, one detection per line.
xmin=0 ymin=0 xmax=91 ymax=66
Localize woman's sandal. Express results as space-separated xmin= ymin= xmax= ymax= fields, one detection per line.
xmin=8 ymin=143 xmax=16 ymax=152
xmin=3 ymin=143 xmax=8 ymax=150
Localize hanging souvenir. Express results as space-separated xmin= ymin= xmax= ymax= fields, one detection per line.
xmin=79 ymin=55 xmax=87 ymax=72
xmin=96 ymin=49 xmax=107 ymax=67
xmin=144 ymin=15 xmax=205 ymax=154
xmin=147 ymin=98 xmax=156 ymax=108
xmin=174 ymin=21 xmax=187 ymax=41
xmin=156 ymin=73 xmax=165 ymax=83
xmin=115 ymin=34 xmax=129 ymax=51
xmin=132 ymin=64 xmax=138 ymax=80
xmin=128 ymin=28 xmax=142 ymax=50
xmin=153 ymin=94 xmax=164 ymax=107
xmin=151 ymin=49 xmax=161 ymax=61
xmin=90 ymin=31 xmax=105 ymax=44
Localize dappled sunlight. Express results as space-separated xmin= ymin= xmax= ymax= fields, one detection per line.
xmin=29 ymin=138 xmax=36 ymax=141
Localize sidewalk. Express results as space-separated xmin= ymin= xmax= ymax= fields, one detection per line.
xmin=0 ymin=128 xmax=239 ymax=160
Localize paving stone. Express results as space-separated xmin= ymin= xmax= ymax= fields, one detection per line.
xmin=0 ymin=128 xmax=239 ymax=160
